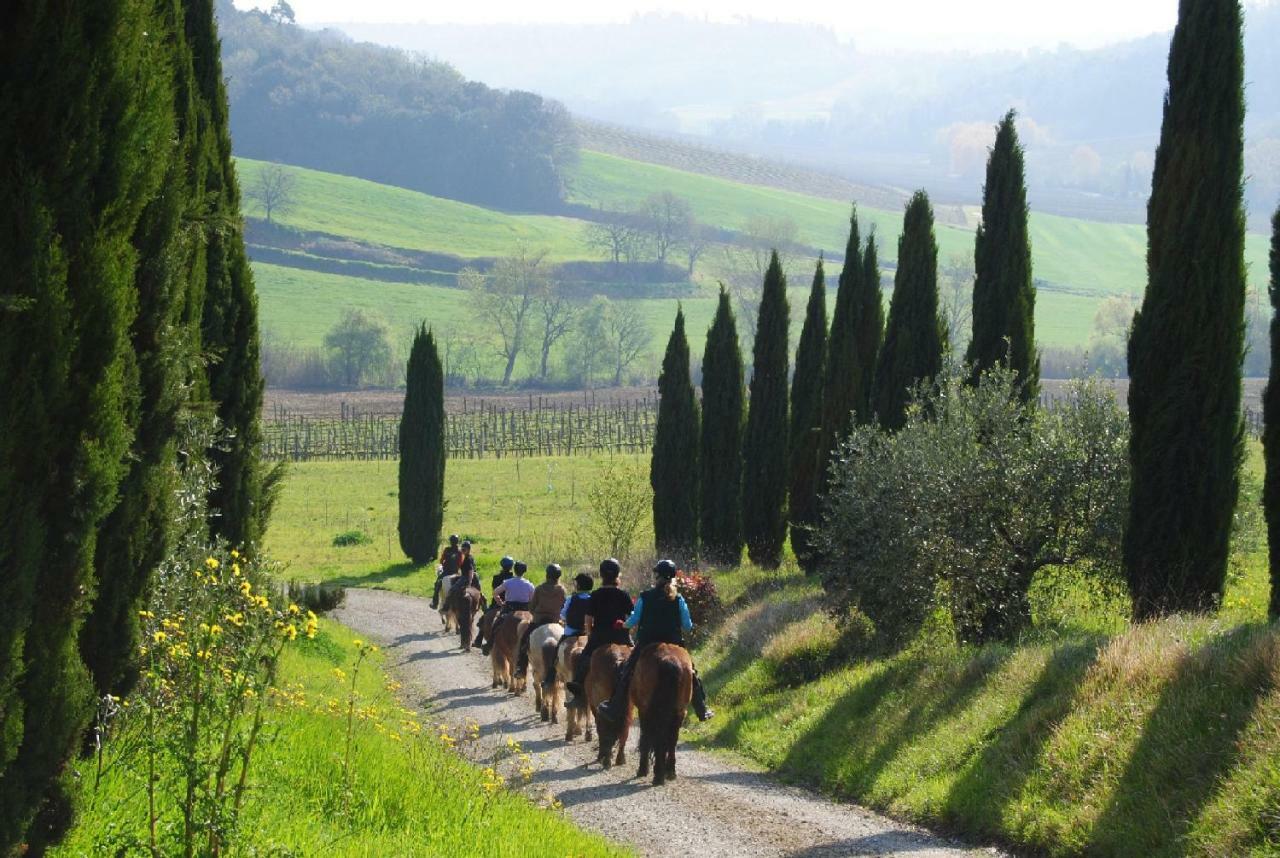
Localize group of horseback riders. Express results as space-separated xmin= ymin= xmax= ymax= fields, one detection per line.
xmin=429 ymin=533 xmax=714 ymax=727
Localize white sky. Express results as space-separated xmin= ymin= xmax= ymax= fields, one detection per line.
xmin=232 ymin=0 xmax=1219 ymax=51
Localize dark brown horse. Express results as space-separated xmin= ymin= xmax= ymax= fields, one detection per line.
xmin=444 ymin=583 xmax=483 ymax=651
xmin=632 ymin=643 xmax=693 ymax=786
xmin=490 ymin=610 xmax=532 ymax=690
xmin=587 ymin=643 xmax=632 ymax=769
xmin=558 ymin=637 xmax=593 ymax=743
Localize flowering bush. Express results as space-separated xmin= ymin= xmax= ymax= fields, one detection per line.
xmin=676 ymin=570 xmax=724 ymax=646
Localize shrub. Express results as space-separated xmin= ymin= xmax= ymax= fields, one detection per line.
xmin=288 ymin=580 xmax=348 ymax=614
xmin=332 ymin=529 xmax=372 ymax=547
xmin=818 ymin=367 xmax=1129 ymax=645
xmin=676 ymin=570 xmax=723 ymax=646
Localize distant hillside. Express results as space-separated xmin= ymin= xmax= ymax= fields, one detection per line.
xmin=215 ymin=0 xmax=576 ymax=211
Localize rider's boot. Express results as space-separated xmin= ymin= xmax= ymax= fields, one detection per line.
xmin=691 ymin=673 xmax=714 ymax=722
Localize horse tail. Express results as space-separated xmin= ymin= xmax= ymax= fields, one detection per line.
xmin=646 ymin=652 xmax=680 ymax=752
xmin=540 ymin=639 xmax=559 ymax=683
xmin=458 ymin=590 xmax=476 ymax=649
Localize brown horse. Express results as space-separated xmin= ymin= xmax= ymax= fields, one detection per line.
xmin=490 ymin=610 xmax=531 ymax=691
xmin=444 ymin=583 xmax=483 ymax=651
xmin=439 ymin=574 xmax=461 ymax=632
xmin=557 ymin=637 xmax=592 ymax=743
xmin=529 ymin=623 xmax=564 ymax=722
xmin=632 ymin=643 xmax=693 ymax=786
xmin=587 ymin=644 xmax=632 ymax=769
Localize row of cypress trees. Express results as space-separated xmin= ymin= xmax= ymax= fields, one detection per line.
xmin=0 ymin=1 xmax=266 ymax=848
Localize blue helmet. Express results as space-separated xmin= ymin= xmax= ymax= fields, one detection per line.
xmin=500 ymin=556 xmax=514 ymax=570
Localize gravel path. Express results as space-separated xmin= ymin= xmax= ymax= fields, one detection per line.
xmin=334 ymin=588 xmax=1000 ymax=858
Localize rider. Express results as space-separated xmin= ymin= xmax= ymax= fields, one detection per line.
xmin=515 ymin=564 xmax=567 ymax=679
xmin=596 ymin=559 xmax=714 ymax=725
xmin=564 ymin=559 xmax=634 ymax=710
xmin=483 ymin=560 xmax=535 ymax=655
xmin=547 ymin=572 xmax=594 ymax=691
xmin=473 ymin=553 xmax=511 ymax=650
xmin=430 ymin=534 xmax=463 ymax=609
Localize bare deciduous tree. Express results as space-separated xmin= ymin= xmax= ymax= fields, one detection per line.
xmin=531 ymin=279 xmax=579 ymax=381
xmin=246 ymin=162 xmax=296 ymax=224
xmin=462 ymin=246 xmax=549 ymax=386
xmin=638 ymin=191 xmax=693 ymax=265
xmin=939 ymin=254 xmax=975 ymax=355
xmin=604 ymin=299 xmax=652 ymax=386
xmin=718 ymin=214 xmax=799 ymax=340
xmin=585 ymin=215 xmax=643 ymax=267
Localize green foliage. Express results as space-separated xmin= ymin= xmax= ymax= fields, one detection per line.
xmin=790 ymin=259 xmax=828 ymax=572
xmin=586 ymin=458 xmax=653 ymax=561
xmin=818 ymin=210 xmax=864 ymax=490
xmin=1270 ymin=205 xmax=1280 ymax=620
xmin=700 ymin=288 xmax=745 ymax=565
xmin=0 ymin=1 xmax=174 ymax=847
xmin=819 ymin=369 xmax=1130 ymax=644
xmin=398 ymin=325 xmax=445 ymax=565
xmin=1125 ymin=0 xmax=1246 ymax=618
xmin=872 ymin=191 xmax=945 ymax=431
xmin=333 ymin=530 xmax=374 ymax=547
xmin=966 ymin=110 xmax=1039 ymax=399
xmin=651 ymin=307 xmax=701 ymax=561
xmin=742 ymin=252 xmax=791 ymax=568
xmin=674 ymin=571 xmax=724 ymax=648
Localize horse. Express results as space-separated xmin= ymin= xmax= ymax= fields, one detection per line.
xmin=445 ymin=583 xmax=483 ymax=651
xmin=438 ymin=573 xmax=461 ymax=632
xmin=490 ymin=610 xmax=532 ymax=691
xmin=632 ymin=643 xmax=693 ymax=786
xmin=476 ymin=603 xmax=501 ymax=653
xmin=557 ymin=637 xmax=593 ymax=743
xmin=587 ymin=643 xmax=632 ymax=769
xmin=528 ymin=623 xmax=564 ymax=722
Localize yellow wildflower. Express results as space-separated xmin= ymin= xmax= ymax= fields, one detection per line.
xmin=239 ymin=581 xmax=252 ymax=596
xmin=205 ymin=557 xmax=219 ymax=570
xmin=209 ymin=624 xmax=223 ymax=636
xmin=152 ymin=631 xmax=167 ymax=644
xmin=282 ymin=624 xmax=298 ymax=641
xmin=353 ymin=639 xmax=364 ymax=649
xmin=232 ymin=563 xmax=242 ymax=577
xmin=288 ymin=603 xmax=300 ymax=615
xmin=230 ymin=549 xmax=240 ymax=559
xmin=138 ymin=610 xmax=155 ymax=619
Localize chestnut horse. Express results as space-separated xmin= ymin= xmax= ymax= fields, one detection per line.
xmin=490 ymin=610 xmax=531 ymax=691
xmin=632 ymin=643 xmax=693 ymax=786
xmin=557 ymin=637 xmax=592 ymax=743
xmin=444 ymin=582 xmax=483 ymax=651
xmin=529 ymin=623 xmax=564 ymax=722
xmin=587 ymin=644 xmax=632 ymax=769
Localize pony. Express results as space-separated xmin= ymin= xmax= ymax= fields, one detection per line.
xmin=528 ymin=622 xmax=564 ymax=722
xmin=438 ymin=573 xmax=461 ymax=633
xmin=587 ymin=644 xmax=632 ymax=769
xmin=444 ymin=582 xmax=483 ymax=651
xmin=557 ymin=637 xmax=593 ymax=743
xmin=632 ymin=643 xmax=693 ymax=786
xmin=490 ymin=610 xmax=532 ymax=691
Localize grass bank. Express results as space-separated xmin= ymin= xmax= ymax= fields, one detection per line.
xmin=55 ymin=617 xmax=626 ymax=857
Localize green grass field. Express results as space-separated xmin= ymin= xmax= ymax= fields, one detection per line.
xmin=54 ymin=617 xmax=627 ymax=857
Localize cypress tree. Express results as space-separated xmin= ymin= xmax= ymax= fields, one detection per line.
xmin=818 ymin=209 xmax=862 ymax=485
xmin=400 ymin=325 xmax=446 ymax=565
xmin=651 ymin=306 xmax=701 ymax=561
xmin=190 ymin=0 xmax=271 ymax=547
xmin=83 ymin=0 xmax=200 ymax=701
xmin=742 ymin=251 xmax=791 ymax=568
xmin=873 ymin=191 xmax=946 ymax=431
xmin=1262 ymin=204 xmax=1280 ymax=621
xmin=1125 ymin=0 xmax=1246 ymax=618
xmin=700 ymin=288 xmax=745 ymax=566
xmin=966 ymin=110 xmax=1038 ymax=399
xmin=0 ymin=1 xmax=171 ymax=846
xmin=790 ymin=258 xmax=828 ymax=572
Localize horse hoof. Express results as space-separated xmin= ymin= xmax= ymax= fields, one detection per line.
xmin=540 ymin=710 xmax=549 ymax=722
xmin=616 ymin=752 xmax=626 ymax=765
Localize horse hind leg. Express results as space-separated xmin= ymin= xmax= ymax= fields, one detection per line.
xmin=635 ymin=723 xmax=651 ymax=780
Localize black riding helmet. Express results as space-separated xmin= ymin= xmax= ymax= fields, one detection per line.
xmin=545 ymin=563 xmax=562 ymax=580
xmin=500 ymin=555 xmax=514 ymax=570
xmin=599 ymin=558 xmax=620 ymax=576
xmin=514 ymin=560 xmax=528 ymax=575
xmin=449 ymin=534 xmax=460 ymax=545
xmin=653 ymin=559 xmax=678 ymax=580
xmin=461 ymin=540 xmax=472 ymax=550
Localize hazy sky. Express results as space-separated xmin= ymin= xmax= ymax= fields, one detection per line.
xmin=232 ymin=0 xmax=1225 ymax=51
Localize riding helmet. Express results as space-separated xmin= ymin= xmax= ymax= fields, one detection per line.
xmin=574 ymin=572 xmax=594 ymax=591
xmin=599 ymin=557 xmax=621 ymax=576
xmin=545 ymin=563 xmax=563 ymax=579
xmin=449 ymin=534 xmax=460 ymax=545
xmin=461 ymin=540 xmax=471 ymax=549
xmin=500 ymin=555 xmax=514 ymax=569
xmin=653 ymin=559 xmax=678 ymax=580
xmin=514 ymin=560 xmax=528 ymax=574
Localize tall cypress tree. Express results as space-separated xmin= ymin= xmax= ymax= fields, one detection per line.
xmin=818 ymin=209 xmax=862 ymax=485
xmin=82 ymin=0 xmax=200 ymax=701
xmin=966 ymin=110 xmax=1038 ymax=399
xmin=400 ymin=325 xmax=446 ymax=565
xmin=743 ymin=251 xmax=791 ymax=568
xmin=1261 ymin=204 xmax=1280 ymax=621
xmin=873 ymin=191 xmax=945 ymax=431
xmin=1125 ymin=0 xmax=1246 ymax=619
xmin=191 ymin=0 xmax=271 ymax=548
xmin=0 ymin=2 xmax=171 ymax=847
xmin=790 ymin=258 xmax=828 ymax=572
xmin=652 ymin=306 xmax=700 ymax=561
xmin=700 ymin=288 xmax=745 ymax=566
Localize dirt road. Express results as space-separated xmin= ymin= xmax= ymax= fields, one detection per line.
xmin=334 ymin=588 xmax=999 ymax=858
